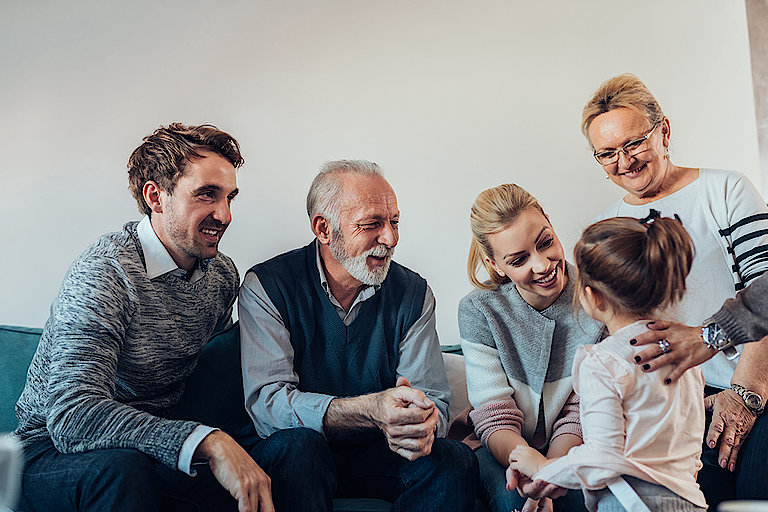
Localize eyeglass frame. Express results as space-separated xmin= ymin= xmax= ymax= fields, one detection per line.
xmin=592 ymin=122 xmax=661 ymax=166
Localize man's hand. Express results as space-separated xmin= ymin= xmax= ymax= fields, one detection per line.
xmin=704 ymin=390 xmax=758 ymax=472
xmin=630 ymin=321 xmax=715 ymax=383
xmin=195 ymin=430 xmax=274 ymax=512
xmin=372 ymin=376 xmax=438 ymax=461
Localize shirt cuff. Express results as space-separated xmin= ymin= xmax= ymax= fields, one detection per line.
xmin=178 ymin=425 xmax=218 ymax=476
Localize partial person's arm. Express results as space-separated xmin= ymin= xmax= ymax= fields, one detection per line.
xmin=712 ymin=272 xmax=768 ymax=345
xmin=238 ymin=271 xmax=335 ymax=437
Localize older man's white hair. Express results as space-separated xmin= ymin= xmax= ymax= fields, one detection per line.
xmin=305 ymin=159 xmax=383 ymax=230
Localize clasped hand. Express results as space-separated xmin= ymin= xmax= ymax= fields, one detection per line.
xmin=373 ymin=376 xmax=438 ymax=461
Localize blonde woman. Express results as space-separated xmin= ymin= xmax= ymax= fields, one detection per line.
xmin=457 ymin=184 xmax=603 ymax=512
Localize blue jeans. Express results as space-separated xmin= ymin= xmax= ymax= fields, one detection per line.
xmin=476 ymin=446 xmax=588 ymax=512
xmin=699 ymin=387 xmax=768 ymax=511
xmin=17 ymin=437 xmax=236 ymax=512
xmin=249 ymin=427 xmax=479 ymax=512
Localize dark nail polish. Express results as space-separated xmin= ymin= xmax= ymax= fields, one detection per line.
xmin=630 ymin=339 xmax=637 ymax=345
xmin=634 ymin=355 xmax=641 ymax=363
xmin=664 ymin=378 xmax=671 ymax=385
xmin=642 ymin=364 xmax=650 ymax=371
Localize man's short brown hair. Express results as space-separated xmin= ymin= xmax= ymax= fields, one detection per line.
xmin=128 ymin=123 xmax=244 ymax=215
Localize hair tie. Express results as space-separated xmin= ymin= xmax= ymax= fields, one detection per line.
xmin=639 ymin=209 xmax=661 ymax=231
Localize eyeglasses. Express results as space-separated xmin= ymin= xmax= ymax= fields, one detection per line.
xmin=593 ymin=123 xmax=660 ymax=166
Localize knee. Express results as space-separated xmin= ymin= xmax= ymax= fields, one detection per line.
xmin=253 ymin=428 xmax=333 ymax=475
xmin=432 ymin=438 xmax=479 ymax=478
xmin=85 ymin=449 xmax=157 ymax=495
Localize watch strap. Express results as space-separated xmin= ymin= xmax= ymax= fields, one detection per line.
xmin=702 ymin=319 xmax=739 ymax=359
xmin=732 ymin=384 xmax=765 ymax=415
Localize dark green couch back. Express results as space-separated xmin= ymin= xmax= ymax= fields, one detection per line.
xmin=0 ymin=326 xmax=42 ymax=432
xmin=0 ymin=323 xmax=257 ymax=444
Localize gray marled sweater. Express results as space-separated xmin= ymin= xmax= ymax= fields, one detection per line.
xmin=14 ymin=221 xmax=239 ymax=468
xmin=712 ymin=271 xmax=768 ymax=345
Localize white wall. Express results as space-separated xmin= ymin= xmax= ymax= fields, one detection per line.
xmin=1 ymin=1 xmax=760 ymax=346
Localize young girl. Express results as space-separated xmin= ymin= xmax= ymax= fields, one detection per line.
xmin=507 ymin=215 xmax=707 ymax=512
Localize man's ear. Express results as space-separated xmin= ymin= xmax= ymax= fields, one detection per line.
xmin=312 ymin=214 xmax=332 ymax=245
xmin=142 ymin=181 xmax=164 ymax=214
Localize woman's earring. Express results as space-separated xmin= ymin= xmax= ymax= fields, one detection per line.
xmin=605 ymin=175 xmax=610 ymax=180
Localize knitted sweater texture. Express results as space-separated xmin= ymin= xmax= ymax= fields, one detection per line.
xmin=459 ymin=263 xmax=604 ymax=448
xmin=713 ymin=271 xmax=768 ymax=345
xmin=14 ymin=222 xmax=239 ymax=468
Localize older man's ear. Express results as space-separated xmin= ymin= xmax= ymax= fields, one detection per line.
xmin=311 ymin=214 xmax=332 ymax=245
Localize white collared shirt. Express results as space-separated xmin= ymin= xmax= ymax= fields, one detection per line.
xmin=137 ymin=215 xmax=216 ymax=475
xmin=137 ymin=216 xmax=205 ymax=283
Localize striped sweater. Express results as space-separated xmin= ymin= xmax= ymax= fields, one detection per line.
xmin=13 ymin=221 xmax=239 ymax=468
xmin=594 ymin=168 xmax=768 ymax=388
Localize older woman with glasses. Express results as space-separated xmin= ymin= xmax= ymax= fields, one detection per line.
xmin=583 ymin=73 xmax=768 ymax=509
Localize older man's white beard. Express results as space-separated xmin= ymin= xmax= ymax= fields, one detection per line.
xmin=329 ymin=234 xmax=394 ymax=286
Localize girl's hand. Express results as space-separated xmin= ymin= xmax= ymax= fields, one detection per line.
xmin=508 ymin=446 xmax=549 ymax=477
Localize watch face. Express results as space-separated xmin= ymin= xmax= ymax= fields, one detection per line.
xmin=746 ymin=394 xmax=763 ymax=411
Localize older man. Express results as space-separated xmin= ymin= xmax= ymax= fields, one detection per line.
xmin=239 ymin=160 xmax=477 ymax=511
xmin=14 ymin=124 xmax=273 ymax=512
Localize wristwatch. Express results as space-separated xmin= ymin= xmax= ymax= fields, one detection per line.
xmin=731 ymin=384 xmax=765 ymax=415
xmin=701 ymin=319 xmax=739 ymax=360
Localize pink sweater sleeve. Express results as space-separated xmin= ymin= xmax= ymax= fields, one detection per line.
xmin=469 ymin=397 xmax=524 ymax=446
xmin=551 ymin=390 xmax=582 ymax=441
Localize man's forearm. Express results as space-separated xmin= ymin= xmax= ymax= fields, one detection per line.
xmin=322 ymin=394 xmax=380 ymax=438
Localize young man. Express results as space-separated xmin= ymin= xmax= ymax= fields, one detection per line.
xmin=14 ymin=124 xmax=273 ymax=512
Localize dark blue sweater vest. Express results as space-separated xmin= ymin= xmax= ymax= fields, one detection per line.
xmin=250 ymin=243 xmax=427 ymax=397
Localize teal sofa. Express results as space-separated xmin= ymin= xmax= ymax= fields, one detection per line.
xmin=0 ymin=324 xmax=486 ymax=511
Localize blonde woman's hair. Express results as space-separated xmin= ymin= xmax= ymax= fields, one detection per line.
xmin=573 ymin=215 xmax=694 ymax=317
xmin=468 ymin=184 xmax=546 ymax=290
xmin=581 ymin=73 xmax=665 ymax=145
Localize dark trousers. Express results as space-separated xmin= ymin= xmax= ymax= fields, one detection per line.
xmin=249 ymin=427 xmax=479 ymax=512
xmin=17 ymin=437 xmax=236 ymax=512
xmin=699 ymin=387 xmax=768 ymax=511
xmin=475 ymin=445 xmax=588 ymax=512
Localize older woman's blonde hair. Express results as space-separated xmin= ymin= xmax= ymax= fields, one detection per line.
xmin=581 ymin=73 xmax=665 ymax=145
xmin=468 ymin=184 xmax=546 ymax=289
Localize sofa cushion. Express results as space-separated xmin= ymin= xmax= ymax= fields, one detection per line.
xmin=0 ymin=326 xmax=42 ymax=433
